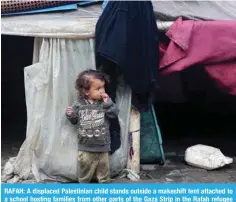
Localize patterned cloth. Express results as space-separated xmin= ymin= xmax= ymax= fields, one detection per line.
xmin=1 ymin=0 xmax=74 ymax=14
xmin=78 ymin=151 xmax=111 ymax=183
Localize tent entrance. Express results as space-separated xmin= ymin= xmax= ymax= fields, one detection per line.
xmin=155 ymin=102 xmax=236 ymax=157
xmin=2 ymin=35 xmax=34 ymax=142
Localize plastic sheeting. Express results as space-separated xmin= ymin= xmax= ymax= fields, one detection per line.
xmin=1 ymin=13 xmax=172 ymax=38
xmin=2 ymin=1 xmax=236 ymax=38
xmin=2 ymin=38 xmax=131 ymax=182
xmin=1 ymin=4 xmax=102 ymax=39
xmin=152 ymin=1 xmax=236 ymax=21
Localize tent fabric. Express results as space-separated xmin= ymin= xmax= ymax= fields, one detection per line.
xmin=2 ymin=38 xmax=132 ymax=182
xmin=2 ymin=1 xmax=236 ymax=38
xmin=1 ymin=5 xmax=102 ymax=39
xmin=159 ymin=17 xmax=236 ymax=96
xmin=205 ymin=63 xmax=236 ymax=96
xmin=0 ymin=8 xmax=171 ymax=38
xmin=152 ymin=1 xmax=236 ymax=21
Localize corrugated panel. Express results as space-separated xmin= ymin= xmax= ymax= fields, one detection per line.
xmin=140 ymin=105 xmax=165 ymax=164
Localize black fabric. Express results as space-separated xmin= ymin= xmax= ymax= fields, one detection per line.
xmin=95 ymin=1 xmax=159 ymax=111
xmin=99 ymin=61 xmax=121 ymax=154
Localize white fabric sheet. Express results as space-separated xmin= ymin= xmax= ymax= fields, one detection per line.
xmin=2 ymin=38 xmax=131 ymax=182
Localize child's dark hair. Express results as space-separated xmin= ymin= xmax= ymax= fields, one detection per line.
xmin=75 ymin=69 xmax=109 ymax=98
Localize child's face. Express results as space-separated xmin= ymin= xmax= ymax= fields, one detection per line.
xmin=86 ymin=78 xmax=105 ymax=101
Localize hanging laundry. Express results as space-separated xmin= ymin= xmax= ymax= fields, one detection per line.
xmin=159 ymin=17 xmax=236 ymax=96
xmin=95 ymin=1 xmax=159 ymax=111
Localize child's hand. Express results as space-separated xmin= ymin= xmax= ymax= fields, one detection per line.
xmin=66 ymin=107 xmax=73 ymax=116
xmin=101 ymin=93 xmax=110 ymax=103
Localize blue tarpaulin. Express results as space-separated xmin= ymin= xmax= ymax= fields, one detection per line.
xmin=1 ymin=1 xmax=99 ymax=16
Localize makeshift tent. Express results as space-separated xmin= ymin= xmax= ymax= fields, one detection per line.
xmin=1 ymin=2 xmax=166 ymax=183
xmin=2 ymin=1 xmax=236 ymax=183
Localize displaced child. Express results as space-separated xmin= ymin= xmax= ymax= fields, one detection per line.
xmin=66 ymin=69 xmax=119 ymax=183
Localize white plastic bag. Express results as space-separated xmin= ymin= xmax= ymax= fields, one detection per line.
xmin=185 ymin=144 xmax=233 ymax=170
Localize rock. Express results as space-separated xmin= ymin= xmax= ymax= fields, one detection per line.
xmin=7 ymin=175 xmax=20 ymax=183
xmin=165 ymin=178 xmax=174 ymax=182
xmin=140 ymin=164 xmax=157 ymax=171
xmin=167 ymin=170 xmax=182 ymax=177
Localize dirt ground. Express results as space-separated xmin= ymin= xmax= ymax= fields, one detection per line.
xmin=2 ymin=138 xmax=236 ymax=183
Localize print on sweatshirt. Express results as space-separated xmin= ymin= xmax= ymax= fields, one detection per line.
xmin=66 ymin=97 xmax=119 ymax=152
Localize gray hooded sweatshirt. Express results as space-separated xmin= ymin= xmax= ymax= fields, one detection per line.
xmin=66 ymin=97 xmax=119 ymax=152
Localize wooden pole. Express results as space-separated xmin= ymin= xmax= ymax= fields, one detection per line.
xmin=127 ymin=108 xmax=141 ymax=175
